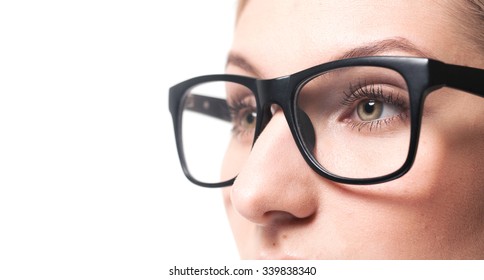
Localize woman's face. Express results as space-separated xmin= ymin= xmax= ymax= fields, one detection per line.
xmin=222 ymin=0 xmax=484 ymax=259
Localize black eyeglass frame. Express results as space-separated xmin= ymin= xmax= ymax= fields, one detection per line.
xmin=169 ymin=56 xmax=484 ymax=188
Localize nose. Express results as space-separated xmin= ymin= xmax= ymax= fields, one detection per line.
xmin=229 ymin=111 xmax=320 ymax=225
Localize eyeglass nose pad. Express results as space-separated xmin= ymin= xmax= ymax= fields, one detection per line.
xmin=297 ymin=109 xmax=316 ymax=152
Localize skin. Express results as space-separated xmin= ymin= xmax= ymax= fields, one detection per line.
xmin=221 ymin=0 xmax=484 ymax=259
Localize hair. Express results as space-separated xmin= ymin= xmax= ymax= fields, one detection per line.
xmin=236 ymin=0 xmax=484 ymax=54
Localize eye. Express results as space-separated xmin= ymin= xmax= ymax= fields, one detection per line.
xmin=339 ymin=82 xmax=410 ymax=132
xmin=228 ymin=95 xmax=257 ymax=141
xmin=355 ymin=98 xmax=401 ymax=122
xmin=237 ymin=109 xmax=257 ymax=130
xmin=356 ymin=99 xmax=383 ymax=121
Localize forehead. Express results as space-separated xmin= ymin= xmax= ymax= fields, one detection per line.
xmin=232 ymin=0 xmax=458 ymax=77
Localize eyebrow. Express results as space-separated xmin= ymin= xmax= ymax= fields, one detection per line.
xmin=226 ymin=52 xmax=262 ymax=77
xmin=226 ymin=37 xmax=435 ymax=77
xmin=337 ymin=37 xmax=433 ymax=60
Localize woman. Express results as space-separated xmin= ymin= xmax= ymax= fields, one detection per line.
xmin=169 ymin=0 xmax=484 ymax=259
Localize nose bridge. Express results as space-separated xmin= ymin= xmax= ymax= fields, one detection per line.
xmin=255 ymin=76 xmax=291 ymax=134
xmin=255 ymin=76 xmax=315 ymax=152
xmin=256 ymin=76 xmax=291 ymax=109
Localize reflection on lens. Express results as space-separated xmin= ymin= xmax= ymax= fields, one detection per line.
xmin=181 ymin=81 xmax=255 ymax=184
xmin=296 ymin=66 xmax=411 ymax=179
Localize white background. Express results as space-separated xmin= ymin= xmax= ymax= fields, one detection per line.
xmin=0 ymin=1 xmax=238 ymax=279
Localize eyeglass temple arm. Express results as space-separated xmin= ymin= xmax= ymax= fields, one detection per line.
xmin=435 ymin=62 xmax=484 ymax=98
xmin=184 ymin=94 xmax=232 ymax=122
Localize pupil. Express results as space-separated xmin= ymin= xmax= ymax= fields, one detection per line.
xmin=364 ymin=100 xmax=376 ymax=114
xmin=246 ymin=112 xmax=255 ymax=124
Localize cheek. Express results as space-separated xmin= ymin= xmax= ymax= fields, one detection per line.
xmin=395 ymin=92 xmax=484 ymax=242
xmin=413 ymin=91 xmax=484 ymax=198
xmin=222 ymin=188 xmax=233 ymax=219
xmin=400 ymin=89 xmax=484 ymax=202
xmin=333 ymin=120 xmax=484 ymax=257
xmin=354 ymin=92 xmax=484 ymax=256
xmin=404 ymin=124 xmax=484 ymax=208
xmin=221 ymin=139 xmax=251 ymax=182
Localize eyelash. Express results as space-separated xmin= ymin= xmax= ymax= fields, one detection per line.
xmin=341 ymin=82 xmax=404 ymax=106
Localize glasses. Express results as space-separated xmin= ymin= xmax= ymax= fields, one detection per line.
xmin=169 ymin=56 xmax=484 ymax=187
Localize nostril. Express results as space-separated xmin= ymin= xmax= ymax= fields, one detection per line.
xmin=297 ymin=109 xmax=316 ymax=152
